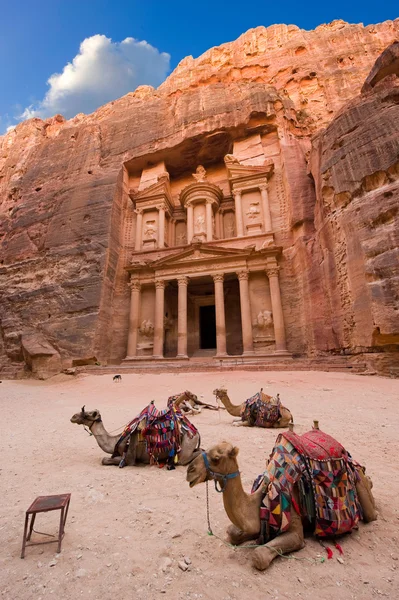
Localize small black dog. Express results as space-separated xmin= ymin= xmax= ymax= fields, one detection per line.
xmin=113 ymin=374 xmax=122 ymax=382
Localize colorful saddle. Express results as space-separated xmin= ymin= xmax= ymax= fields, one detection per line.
xmin=240 ymin=390 xmax=281 ymax=427
xmin=252 ymin=428 xmax=363 ymax=542
xmin=112 ymin=399 xmax=198 ymax=466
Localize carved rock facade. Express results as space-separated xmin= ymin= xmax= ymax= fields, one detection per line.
xmin=0 ymin=21 xmax=398 ymax=376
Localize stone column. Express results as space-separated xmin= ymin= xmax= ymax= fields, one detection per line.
xmin=177 ymin=276 xmax=189 ymax=358
xmin=233 ymin=191 xmax=244 ymax=237
xmin=153 ymin=279 xmax=165 ymax=358
xmin=206 ymin=200 xmax=213 ymax=242
xmin=266 ymin=266 xmax=287 ymax=352
xmin=169 ymin=218 xmax=176 ymax=247
xmin=260 ymin=184 xmax=272 ymax=232
xmin=134 ymin=208 xmax=143 ymax=251
xmin=126 ymin=278 xmax=141 ymax=357
xmin=237 ymin=270 xmax=254 ymax=354
xmin=215 ymin=211 xmax=221 ymax=239
xmin=158 ymin=204 xmax=165 ymax=248
xmin=187 ymin=202 xmax=194 ymax=243
xmin=213 ymin=273 xmax=227 ymax=356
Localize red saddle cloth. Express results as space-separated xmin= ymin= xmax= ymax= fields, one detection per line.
xmin=282 ymin=429 xmax=362 ymax=537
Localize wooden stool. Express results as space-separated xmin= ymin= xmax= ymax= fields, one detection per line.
xmin=21 ymin=494 xmax=71 ymax=558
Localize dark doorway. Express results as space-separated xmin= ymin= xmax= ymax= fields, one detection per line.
xmin=199 ymin=305 xmax=216 ymax=349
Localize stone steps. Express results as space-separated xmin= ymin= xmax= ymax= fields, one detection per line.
xmin=0 ymin=362 xmax=27 ymax=380
xmin=79 ymin=357 xmax=367 ymax=376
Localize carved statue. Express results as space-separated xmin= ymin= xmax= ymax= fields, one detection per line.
xmin=195 ymin=214 xmax=206 ymax=233
xmin=224 ymin=154 xmax=241 ymax=166
xmin=192 ymin=165 xmax=207 ymax=182
xmin=139 ymin=320 xmax=154 ymax=337
xmin=253 ymin=310 xmax=273 ymax=330
xmin=144 ymin=220 xmax=157 ymax=240
xmin=225 ymin=215 xmax=235 ymax=237
xmin=246 ymin=202 xmax=261 ymax=220
xmin=177 ymin=232 xmax=187 ymax=245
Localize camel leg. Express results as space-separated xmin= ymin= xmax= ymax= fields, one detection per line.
xmin=226 ymin=525 xmax=258 ymax=546
xmin=251 ymin=511 xmax=304 ymax=571
xmin=232 ymin=419 xmax=248 ymax=427
xmin=101 ymin=456 xmax=122 ymax=466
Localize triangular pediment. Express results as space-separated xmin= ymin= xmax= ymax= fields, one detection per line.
xmin=149 ymin=243 xmax=253 ymax=268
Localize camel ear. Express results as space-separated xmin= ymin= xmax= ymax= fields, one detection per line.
xmin=92 ymin=410 xmax=99 ymax=418
xmin=228 ymin=446 xmax=239 ymax=458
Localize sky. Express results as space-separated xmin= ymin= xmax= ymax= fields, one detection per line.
xmin=0 ymin=0 xmax=397 ymax=133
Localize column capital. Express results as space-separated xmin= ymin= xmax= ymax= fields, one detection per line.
xmin=128 ymin=278 xmax=141 ymax=292
xmin=156 ymin=203 xmax=167 ymax=212
xmin=213 ymin=272 xmax=224 ymax=283
xmin=266 ymin=266 xmax=280 ymax=278
xmin=155 ymin=279 xmax=166 ymax=290
xmin=186 ymin=200 xmax=194 ymax=208
xmin=134 ymin=207 xmax=144 ymax=215
xmin=233 ymin=189 xmax=242 ymax=199
xmin=259 ymin=183 xmax=268 ymax=192
xmin=237 ymin=269 xmax=249 ymax=281
xmin=206 ymin=198 xmax=215 ymax=206
xmin=177 ymin=275 xmax=189 ymax=286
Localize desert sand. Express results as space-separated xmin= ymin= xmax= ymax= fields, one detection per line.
xmin=1 ymin=370 xmax=398 ymax=600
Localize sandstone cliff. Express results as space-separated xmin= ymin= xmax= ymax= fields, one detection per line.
xmin=0 ymin=20 xmax=398 ymax=377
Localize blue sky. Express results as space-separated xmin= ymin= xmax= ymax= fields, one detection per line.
xmin=0 ymin=0 xmax=397 ymax=133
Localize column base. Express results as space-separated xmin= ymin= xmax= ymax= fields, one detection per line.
xmin=152 ymin=355 xmax=164 ymax=359
xmin=176 ymin=354 xmax=189 ymax=360
xmin=216 ymin=352 xmax=228 ymax=357
xmin=274 ymin=349 xmax=290 ymax=355
xmin=242 ymin=350 xmax=255 ymax=356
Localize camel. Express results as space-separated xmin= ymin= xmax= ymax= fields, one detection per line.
xmin=71 ymin=392 xmax=201 ymax=467
xmin=171 ymin=390 xmax=219 ymax=415
xmin=187 ymin=428 xmax=377 ymax=570
xmin=213 ymin=387 xmax=292 ymax=428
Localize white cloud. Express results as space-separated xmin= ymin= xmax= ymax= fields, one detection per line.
xmin=20 ymin=34 xmax=170 ymax=121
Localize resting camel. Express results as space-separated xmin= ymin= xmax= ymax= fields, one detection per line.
xmin=71 ymin=392 xmax=201 ymax=467
xmin=213 ymin=387 xmax=292 ymax=428
xmin=187 ymin=428 xmax=377 ymax=570
xmin=171 ymin=390 xmax=219 ymax=415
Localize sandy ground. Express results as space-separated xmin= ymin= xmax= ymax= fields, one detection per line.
xmin=1 ymin=370 xmax=399 ymax=600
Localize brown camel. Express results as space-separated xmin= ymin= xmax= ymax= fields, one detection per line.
xmin=71 ymin=393 xmax=201 ymax=467
xmin=171 ymin=390 xmax=219 ymax=415
xmin=213 ymin=387 xmax=292 ymax=428
xmin=187 ymin=431 xmax=377 ymax=570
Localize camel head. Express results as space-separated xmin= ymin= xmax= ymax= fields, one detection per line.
xmin=213 ymin=387 xmax=227 ymax=399
xmin=184 ymin=390 xmax=198 ymax=403
xmin=186 ymin=441 xmax=239 ymax=488
xmin=70 ymin=405 xmax=102 ymax=426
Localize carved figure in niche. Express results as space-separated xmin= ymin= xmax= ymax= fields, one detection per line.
xmin=261 ymin=238 xmax=274 ymax=249
xmin=192 ymin=165 xmax=207 ymax=182
xmin=224 ymin=154 xmax=241 ymax=166
xmin=246 ymin=202 xmax=261 ymax=220
xmin=139 ymin=320 xmax=154 ymax=337
xmin=177 ymin=232 xmax=187 ymax=245
xmin=195 ymin=214 xmax=206 ymax=233
xmin=144 ymin=220 xmax=157 ymax=240
xmin=225 ymin=214 xmax=235 ymax=237
xmin=253 ymin=310 xmax=273 ymax=330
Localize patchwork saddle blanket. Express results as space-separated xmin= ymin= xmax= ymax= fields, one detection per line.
xmin=252 ymin=429 xmax=363 ymax=542
xmin=240 ymin=391 xmax=281 ymax=427
xmin=112 ymin=399 xmax=198 ymax=464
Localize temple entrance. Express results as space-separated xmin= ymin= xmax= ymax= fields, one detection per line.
xmin=199 ymin=305 xmax=216 ymax=349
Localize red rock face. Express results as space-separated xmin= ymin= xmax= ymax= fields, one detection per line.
xmin=0 ymin=20 xmax=398 ymax=376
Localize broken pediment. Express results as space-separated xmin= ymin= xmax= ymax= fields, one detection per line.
xmin=130 ymin=174 xmax=173 ymax=213
xmin=225 ymin=156 xmax=274 ymax=188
